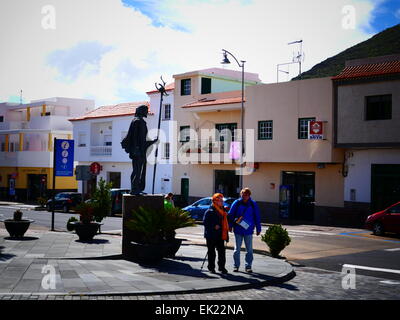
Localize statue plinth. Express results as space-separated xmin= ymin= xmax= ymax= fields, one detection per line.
xmin=122 ymin=194 xmax=164 ymax=259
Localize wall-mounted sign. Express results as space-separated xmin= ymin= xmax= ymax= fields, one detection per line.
xmin=9 ymin=178 xmax=15 ymax=196
xmin=90 ymin=162 xmax=101 ymax=175
xmin=55 ymin=139 xmax=74 ymax=176
xmin=75 ymin=165 xmax=92 ymax=181
xmin=309 ymin=121 xmax=324 ymax=140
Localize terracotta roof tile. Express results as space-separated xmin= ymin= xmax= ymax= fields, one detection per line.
xmin=69 ymin=101 xmax=151 ymax=121
xmin=181 ymin=96 xmax=244 ymax=108
xmin=332 ymin=60 xmax=400 ymax=80
xmin=146 ymin=82 xmax=175 ymax=95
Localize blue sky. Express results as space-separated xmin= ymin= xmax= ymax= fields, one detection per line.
xmin=0 ymin=0 xmax=398 ymax=105
xmin=367 ymin=0 xmax=400 ymax=32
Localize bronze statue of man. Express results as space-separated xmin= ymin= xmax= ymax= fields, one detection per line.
xmin=121 ymin=105 xmax=157 ymax=195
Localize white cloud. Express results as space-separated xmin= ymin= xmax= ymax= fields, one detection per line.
xmin=395 ymin=8 xmax=400 ymax=19
xmin=0 ymin=0 xmax=380 ymax=106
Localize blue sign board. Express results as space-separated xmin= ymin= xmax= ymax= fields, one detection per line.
xmin=55 ymin=139 xmax=74 ymax=176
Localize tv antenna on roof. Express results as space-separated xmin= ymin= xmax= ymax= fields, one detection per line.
xmin=288 ymin=39 xmax=304 ymax=77
xmin=276 ymin=39 xmax=304 ymax=83
xmin=20 ymin=90 xmax=23 ymax=104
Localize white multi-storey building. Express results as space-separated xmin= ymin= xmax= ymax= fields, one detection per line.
xmin=0 ymin=97 xmax=94 ymax=201
xmin=70 ymin=83 xmax=175 ymax=196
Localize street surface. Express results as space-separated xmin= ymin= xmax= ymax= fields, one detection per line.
xmin=1 ymin=203 xmax=400 ymax=299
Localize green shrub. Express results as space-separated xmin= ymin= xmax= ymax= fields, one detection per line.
xmin=125 ymin=206 xmax=195 ymax=244
xmin=66 ymin=216 xmax=78 ymax=231
xmin=261 ymin=224 xmax=291 ymax=258
xmin=91 ymin=177 xmax=112 ymax=222
xmin=163 ymin=207 xmax=196 ymax=240
xmin=13 ymin=209 xmax=23 ymax=221
xmin=125 ymin=206 xmax=165 ymax=244
xmin=74 ymin=202 xmax=95 ymax=224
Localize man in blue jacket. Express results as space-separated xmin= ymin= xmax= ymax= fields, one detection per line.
xmin=228 ymin=188 xmax=261 ymax=273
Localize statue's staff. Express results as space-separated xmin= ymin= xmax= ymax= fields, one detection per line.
xmin=152 ymin=76 xmax=168 ymax=194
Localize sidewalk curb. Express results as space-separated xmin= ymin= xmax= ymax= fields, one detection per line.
xmin=0 ymin=270 xmax=296 ymax=297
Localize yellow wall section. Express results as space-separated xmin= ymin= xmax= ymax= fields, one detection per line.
xmin=0 ymin=167 xmax=78 ymax=189
xmin=19 ymin=133 xmax=24 ymax=151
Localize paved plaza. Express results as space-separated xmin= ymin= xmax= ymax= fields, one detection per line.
xmin=0 ymin=227 xmax=294 ymax=296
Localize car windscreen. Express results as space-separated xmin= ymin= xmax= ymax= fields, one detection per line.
xmin=196 ymin=199 xmax=211 ymax=206
xmin=224 ymin=199 xmax=235 ymax=205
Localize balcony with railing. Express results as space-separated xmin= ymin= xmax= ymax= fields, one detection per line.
xmin=90 ymin=145 xmax=112 ymax=156
xmin=179 ymin=139 xmax=241 ymax=164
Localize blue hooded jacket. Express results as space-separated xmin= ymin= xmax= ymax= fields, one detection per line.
xmin=228 ymin=198 xmax=261 ymax=236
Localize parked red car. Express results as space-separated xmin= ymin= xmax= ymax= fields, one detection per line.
xmin=365 ymin=201 xmax=400 ymax=236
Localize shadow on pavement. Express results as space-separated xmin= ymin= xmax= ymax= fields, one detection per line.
xmin=138 ymin=258 xmax=216 ymax=279
xmin=173 ymin=256 xmax=204 ymax=262
xmin=74 ymin=239 xmax=110 ymax=244
xmin=3 ymin=236 xmax=39 ymax=241
xmin=0 ymin=245 xmax=16 ymax=262
xmin=273 ymin=282 xmax=299 ymax=291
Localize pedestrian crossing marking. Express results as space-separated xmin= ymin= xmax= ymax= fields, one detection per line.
xmin=343 ymin=264 xmax=400 ymax=275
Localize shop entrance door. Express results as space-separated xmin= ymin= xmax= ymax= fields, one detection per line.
xmin=214 ymin=170 xmax=239 ymax=198
xmin=282 ymin=171 xmax=315 ymax=221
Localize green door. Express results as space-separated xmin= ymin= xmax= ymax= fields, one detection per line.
xmin=181 ymin=178 xmax=189 ymax=205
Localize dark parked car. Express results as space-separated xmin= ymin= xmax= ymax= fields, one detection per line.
xmin=110 ymin=188 xmax=130 ymax=215
xmin=183 ymin=197 xmax=236 ymax=220
xmin=365 ymin=201 xmax=400 ymax=236
xmin=46 ymin=192 xmax=83 ymax=213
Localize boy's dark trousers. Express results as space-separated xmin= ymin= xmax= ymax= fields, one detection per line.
xmin=206 ymin=238 xmax=226 ymax=271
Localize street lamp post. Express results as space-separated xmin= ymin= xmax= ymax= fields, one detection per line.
xmin=221 ymin=49 xmax=245 ymax=193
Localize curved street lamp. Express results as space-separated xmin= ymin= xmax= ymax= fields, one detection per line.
xmin=221 ymin=49 xmax=245 ymax=192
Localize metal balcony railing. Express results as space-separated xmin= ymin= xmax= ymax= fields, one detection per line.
xmin=180 ymin=139 xmax=241 ymax=163
xmin=90 ymin=145 xmax=112 ymax=156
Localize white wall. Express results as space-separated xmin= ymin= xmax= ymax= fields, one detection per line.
xmin=72 ymin=90 xmax=175 ymax=195
xmin=0 ymin=151 xmax=52 ymax=167
xmin=345 ymin=149 xmax=400 ymax=202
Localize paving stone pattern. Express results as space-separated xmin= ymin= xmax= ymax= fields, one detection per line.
xmin=1 ymin=228 xmax=399 ymax=300
xmin=0 ymin=230 xmax=293 ymax=296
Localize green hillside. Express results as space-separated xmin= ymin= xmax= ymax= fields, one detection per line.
xmin=292 ymin=24 xmax=400 ymax=80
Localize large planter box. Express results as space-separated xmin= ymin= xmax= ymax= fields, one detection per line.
xmin=122 ymin=194 xmax=164 ymax=259
xmin=2 ymin=219 xmax=34 ymax=238
xmin=128 ymin=241 xmax=170 ymax=263
xmin=165 ymin=238 xmax=183 ymax=258
xmin=73 ymin=222 xmax=101 ymax=241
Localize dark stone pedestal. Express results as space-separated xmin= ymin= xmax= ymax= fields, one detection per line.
xmin=122 ymin=194 xmax=164 ymax=260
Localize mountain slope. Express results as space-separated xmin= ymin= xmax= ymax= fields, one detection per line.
xmin=292 ymin=24 xmax=400 ymax=80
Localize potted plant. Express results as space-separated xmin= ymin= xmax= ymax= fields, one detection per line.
xmin=72 ymin=202 xmax=101 ymax=241
xmin=13 ymin=209 xmax=23 ymax=221
xmin=125 ymin=206 xmax=195 ymax=263
xmin=66 ymin=216 xmax=78 ymax=231
xmin=125 ymin=206 xmax=167 ymax=263
xmin=91 ymin=178 xmax=112 ymax=222
xmin=261 ymin=224 xmax=291 ymax=258
xmin=163 ymin=207 xmax=195 ymax=257
xmin=73 ymin=178 xmax=112 ymax=241
xmin=2 ymin=209 xmax=35 ymax=238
